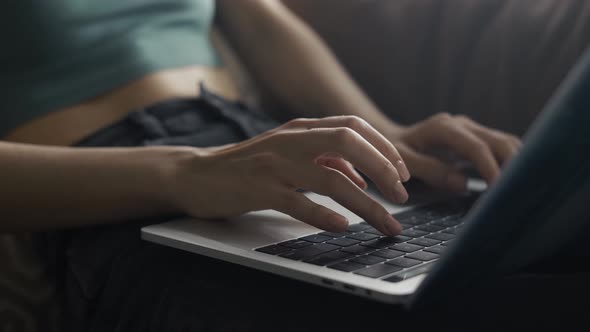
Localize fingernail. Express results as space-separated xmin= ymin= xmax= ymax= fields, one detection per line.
xmin=385 ymin=215 xmax=402 ymax=236
xmin=447 ymin=173 xmax=467 ymax=192
xmin=393 ymin=180 xmax=409 ymax=203
xmin=327 ymin=214 xmax=348 ymax=232
xmin=397 ymin=160 xmax=411 ymax=182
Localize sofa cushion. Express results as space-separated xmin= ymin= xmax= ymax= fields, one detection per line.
xmin=284 ymin=0 xmax=590 ymax=135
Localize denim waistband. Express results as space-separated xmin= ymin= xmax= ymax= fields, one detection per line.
xmin=74 ymin=84 xmax=278 ymax=148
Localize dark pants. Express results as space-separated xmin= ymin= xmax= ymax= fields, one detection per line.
xmin=56 ymin=87 xmax=590 ymax=332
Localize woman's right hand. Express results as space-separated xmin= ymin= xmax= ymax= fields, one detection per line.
xmin=166 ymin=116 xmax=411 ymax=236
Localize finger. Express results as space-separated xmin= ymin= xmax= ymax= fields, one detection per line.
xmin=303 ymin=167 xmax=402 ymax=236
xmin=511 ymin=136 xmax=523 ymax=150
xmin=273 ymin=190 xmax=349 ymax=233
xmin=456 ymin=117 xmax=522 ymax=165
xmin=423 ymin=123 xmax=500 ymax=183
xmin=398 ymin=145 xmax=468 ymax=192
xmin=304 ymin=128 xmax=408 ymax=204
xmin=289 ymin=116 xmax=411 ymax=182
xmin=468 ymin=129 xmax=519 ymax=167
xmin=315 ymin=155 xmax=368 ymax=189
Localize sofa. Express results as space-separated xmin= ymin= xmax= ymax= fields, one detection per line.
xmin=282 ymin=0 xmax=590 ymax=135
xmin=2 ymin=1 xmax=590 ymax=331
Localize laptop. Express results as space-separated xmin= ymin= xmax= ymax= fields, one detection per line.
xmin=141 ymin=48 xmax=590 ymax=308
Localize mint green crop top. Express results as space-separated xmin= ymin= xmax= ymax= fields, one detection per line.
xmin=1 ymin=0 xmax=220 ymax=136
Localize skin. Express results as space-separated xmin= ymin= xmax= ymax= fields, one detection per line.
xmin=170 ymin=116 xmax=410 ymax=235
xmin=0 ymin=117 xmax=408 ymax=236
xmin=0 ymin=0 xmax=520 ymax=234
xmin=214 ymin=0 xmax=521 ymax=191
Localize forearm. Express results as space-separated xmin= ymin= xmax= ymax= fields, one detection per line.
xmin=0 ymin=141 xmax=190 ymax=232
xmin=217 ymin=0 xmax=402 ymax=136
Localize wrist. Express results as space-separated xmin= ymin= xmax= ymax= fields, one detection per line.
xmin=149 ymin=146 xmax=210 ymax=216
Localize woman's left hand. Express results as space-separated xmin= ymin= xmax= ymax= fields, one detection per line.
xmin=384 ymin=113 xmax=522 ymax=192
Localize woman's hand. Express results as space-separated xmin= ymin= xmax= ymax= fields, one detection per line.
xmin=166 ymin=116 xmax=410 ymax=236
xmin=385 ymin=113 xmax=522 ymax=192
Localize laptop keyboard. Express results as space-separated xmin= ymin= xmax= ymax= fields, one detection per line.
xmin=255 ymin=194 xmax=478 ymax=282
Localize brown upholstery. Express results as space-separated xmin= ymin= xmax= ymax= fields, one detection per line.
xmin=283 ymin=0 xmax=590 ymax=135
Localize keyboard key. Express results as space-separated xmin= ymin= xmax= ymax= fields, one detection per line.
xmin=443 ymin=213 xmax=464 ymax=221
xmin=279 ymin=250 xmax=312 ymax=261
xmin=351 ymin=254 xmax=385 ymax=266
xmin=328 ymin=261 xmax=365 ymax=272
xmin=400 ymin=229 xmax=428 ymax=238
xmin=280 ymin=240 xmax=313 ymax=249
xmin=389 ymin=210 xmax=415 ymax=220
xmin=441 ymin=239 xmax=456 ymax=247
xmin=398 ymin=215 xmax=430 ymax=226
xmin=424 ymin=246 xmax=446 ymax=254
xmin=304 ymin=250 xmax=355 ymax=266
xmin=408 ymin=238 xmax=441 ymax=247
xmin=431 ymin=217 xmax=462 ymax=228
xmin=426 ymin=209 xmax=458 ymax=219
xmin=371 ymin=249 xmax=404 ymax=259
xmin=364 ymin=228 xmax=384 ymax=235
xmin=386 ymin=257 xmax=422 ymax=268
xmin=327 ymin=237 xmax=360 ymax=247
xmin=443 ymin=227 xmax=458 ymax=235
xmin=354 ymin=264 xmax=402 ymax=278
xmin=347 ymin=223 xmax=372 ymax=232
xmin=319 ymin=231 xmax=349 ymax=238
xmin=279 ymin=243 xmax=339 ymax=260
xmin=341 ymin=245 xmax=376 ymax=255
xmin=256 ymin=244 xmax=292 ymax=255
xmin=406 ymin=251 xmax=440 ymax=261
xmin=414 ymin=224 xmax=445 ymax=232
xmin=299 ymin=234 xmax=332 ymax=243
xmin=426 ymin=232 xmax=455 ymax=241
xmin=390 ymin=243 xmax=423 ymax=253
xmin=346 ymin=232 xmax=380 ymax=241
xmin=361 ymin=237 xmax=405 ymax=249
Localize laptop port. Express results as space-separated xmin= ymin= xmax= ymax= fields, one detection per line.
xmin=321 ymin=278 xmax=334 ymax=286
xmin=343 ymin=284 xmax=356 ymax=292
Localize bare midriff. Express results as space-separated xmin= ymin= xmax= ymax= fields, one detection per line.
xmin=3 ymin=66 xmax=240 ymax=146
